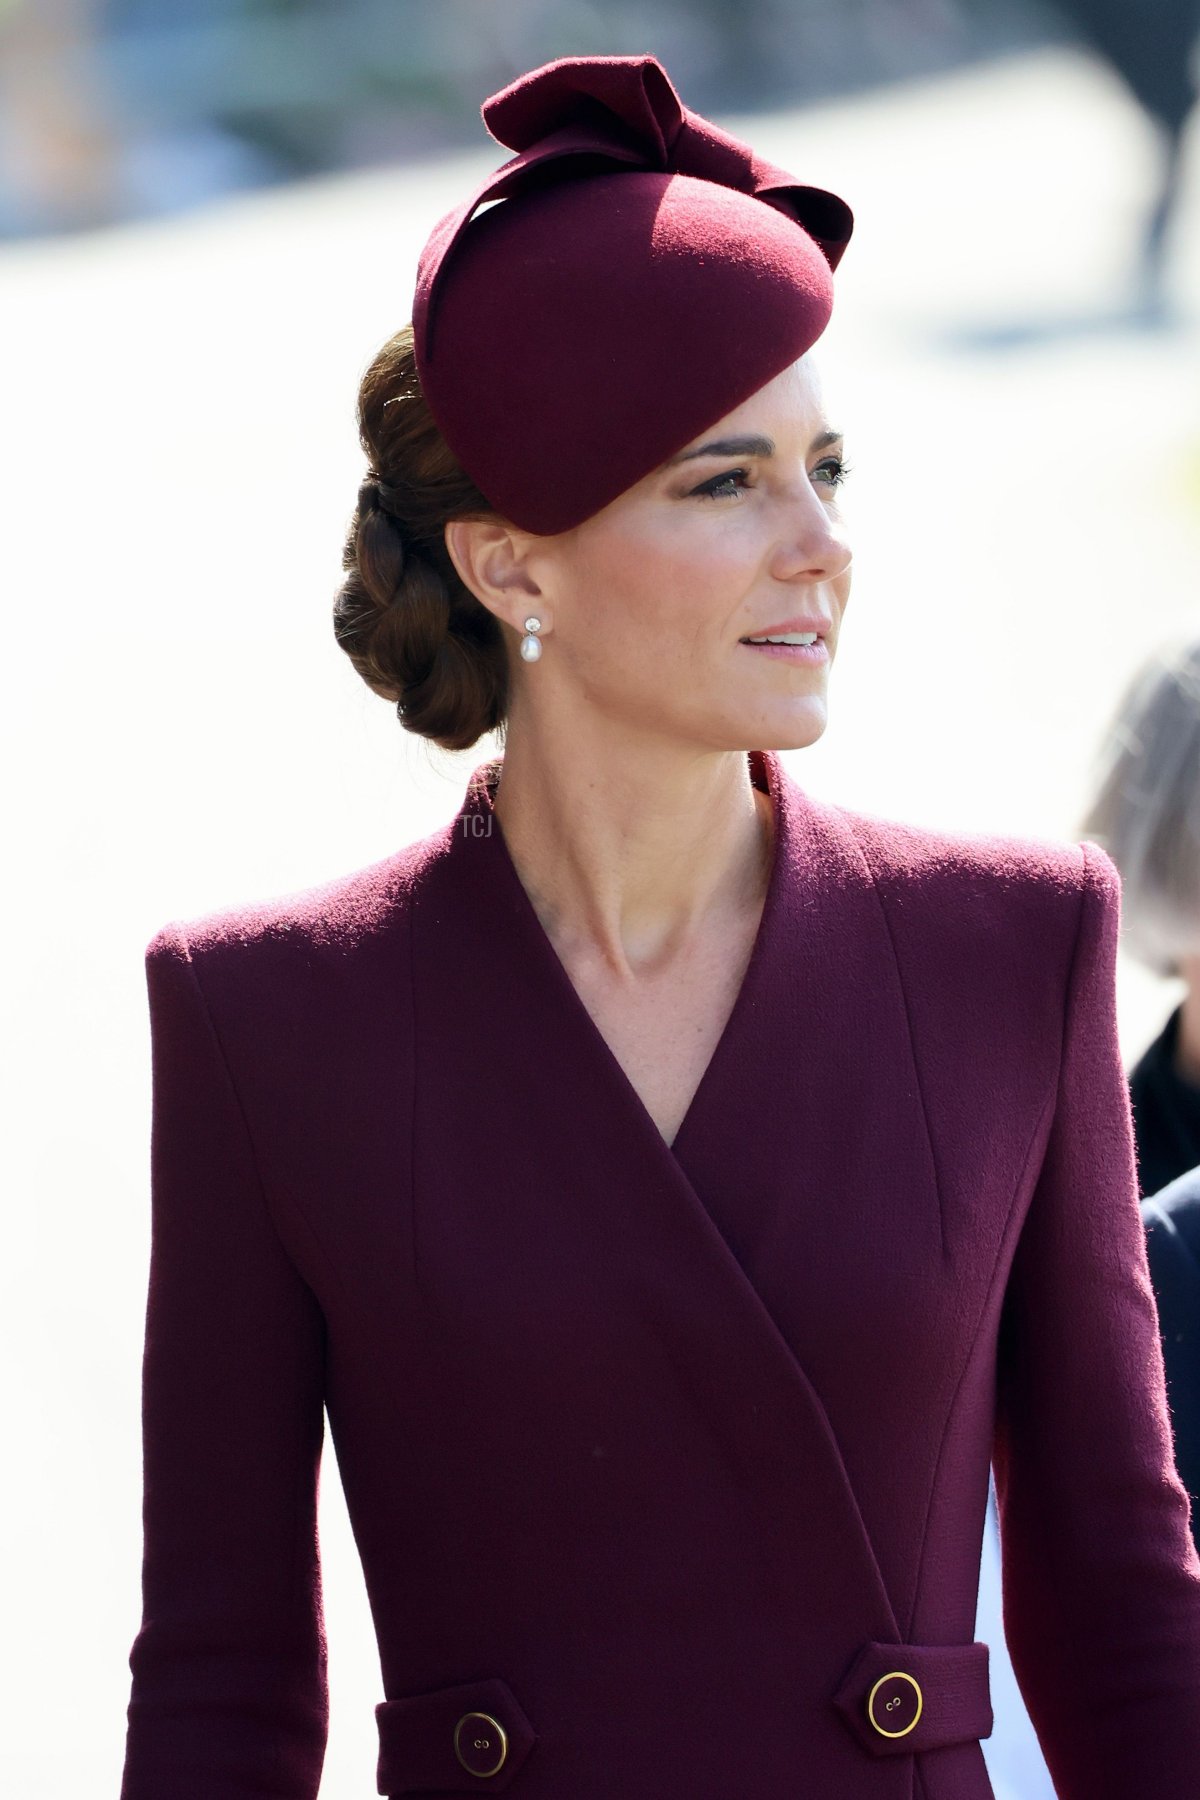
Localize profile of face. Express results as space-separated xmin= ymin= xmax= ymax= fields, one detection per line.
xmin=445 ymin=351 xmax=853 ymax=755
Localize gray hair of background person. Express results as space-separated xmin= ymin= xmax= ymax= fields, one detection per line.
xmin=1079 ymin=632 xmax=1200 ymax=980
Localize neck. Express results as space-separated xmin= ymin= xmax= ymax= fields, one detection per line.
xmin=489 ymin=722 xmax=774 ymax=981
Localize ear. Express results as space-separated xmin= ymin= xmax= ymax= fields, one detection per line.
xmin=444 ymin=516 xmax=546 ymax=632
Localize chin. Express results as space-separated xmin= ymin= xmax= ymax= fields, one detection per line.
xmin=686 ymin=689 xmax=830 ymax=755
xmin=755 ymin=699 xmax=829 ymax=753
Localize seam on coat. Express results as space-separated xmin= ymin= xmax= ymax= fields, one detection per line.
xmin=909 ymin=849 xmax=1086 ymax=1654
xmin=1008 ymin=838 xmax=1114 ymax=1668
xmin=176 ymin=922 xmax=356 ymax=1322
xmin=904 ymin=1069 xmax=1058 ymax=1649
xmin=992 ymin=847 xmax=1100 ymax=1754
xmin=162 ymin=919 xmax=333 ymax=1784
xmin=897 ymin=845 xmax=1085 ymax=1650
xmin=836 ymin=811 xmax=946 ymax=1261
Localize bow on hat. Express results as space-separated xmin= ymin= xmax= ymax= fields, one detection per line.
xmin=416 ymin=53 xmax=853 ymax=359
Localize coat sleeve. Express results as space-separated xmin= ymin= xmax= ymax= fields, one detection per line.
xmin=120 ymin=924 xmax=329 ymax=1799
xmin=992 ymin=839 xmax=1200 ymax=1799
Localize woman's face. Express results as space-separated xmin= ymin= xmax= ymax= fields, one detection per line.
xmin=461 ymin=351 xmax=853 ymax=754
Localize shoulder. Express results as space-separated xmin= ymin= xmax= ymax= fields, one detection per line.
xmin=823 ymin=793 xmax=1117 ymax=933
xmin=144 ymin=824 xmax=449 ymax=978
xmin=805 ymin=795 xmax=1122 ymax=1013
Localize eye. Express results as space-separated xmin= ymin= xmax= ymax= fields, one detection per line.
xmin=814 ymin=455 xmax=852 ymax=492
xmin=690 ymin=457 xmax=853 ymax=502
xmin=690 ymin=466 xmax=751 ymax=501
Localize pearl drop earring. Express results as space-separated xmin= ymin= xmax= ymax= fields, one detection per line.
xmin=520 ymin=615 xmax=543 ymax=662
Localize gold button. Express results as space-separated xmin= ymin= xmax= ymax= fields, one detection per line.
xmin=867 ymin=1670 xmax=923 ymax=1738
xmin=453 ymin=1710 xmax=508 ymax=1778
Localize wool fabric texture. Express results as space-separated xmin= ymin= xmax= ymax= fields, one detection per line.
xmin=118 ymin=749 xmax=1200 ymax=1797
xmin=411 ymin=54 xmax=854 ymax=534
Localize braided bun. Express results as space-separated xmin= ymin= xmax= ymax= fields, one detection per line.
xmin=333 ymin=325 xmax=509 ymax=752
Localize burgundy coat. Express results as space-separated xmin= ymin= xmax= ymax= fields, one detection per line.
xmin=119 ymin=747 xmax=1200 ymax=1798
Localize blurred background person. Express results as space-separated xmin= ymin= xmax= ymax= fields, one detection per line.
xmin=0 ymin=0 xmax=121 ymax=233
xmin=1081 ymin=636 xmax=1200 ymax=1198
xmin=1079 ymin=635 xmax=1200 ymax=1554
xmin=1141 ymin=1165 xmax=1200 ymax=1552
xmin=1 ymin=0 xmax=1196 ymax=316
xmin=1053 ymin=0 xmax=1200 ymax=315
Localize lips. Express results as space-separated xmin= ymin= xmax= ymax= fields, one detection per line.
xmin=738 ymin=637 xmax=829 ymax=663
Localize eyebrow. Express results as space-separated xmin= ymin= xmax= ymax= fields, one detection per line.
xmin=665 ymin=428 xmax=843 ymax=466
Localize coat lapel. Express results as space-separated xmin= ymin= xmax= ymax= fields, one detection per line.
xmin=409 ymin=748 xmax=943 ymax=1678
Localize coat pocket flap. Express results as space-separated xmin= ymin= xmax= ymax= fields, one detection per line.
xmin=376 ymin=1677 xmax=538 ymax=1793
xmin=831 ymin=1638 xmax=993 ymax=1757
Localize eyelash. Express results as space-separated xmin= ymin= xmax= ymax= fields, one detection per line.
xmin=691 ymin=456 xmax=853 ymax=500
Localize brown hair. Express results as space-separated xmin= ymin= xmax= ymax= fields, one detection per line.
xmin=333 ymin=324 xmax=509 ymax=751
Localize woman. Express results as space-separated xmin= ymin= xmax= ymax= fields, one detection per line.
xmin=118 ymin=53 xmax=1200 ymax=1800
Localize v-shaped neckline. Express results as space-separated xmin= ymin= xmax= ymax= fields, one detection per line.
xmin=457 ymin=747 xmax=789 ymax=1160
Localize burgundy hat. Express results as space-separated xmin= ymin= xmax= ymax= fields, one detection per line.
xmin=411 ymin=54 xmax=853 ymax=536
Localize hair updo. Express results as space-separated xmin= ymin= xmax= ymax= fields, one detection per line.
xmin=333 ymin=323 xmax=510 ymax=752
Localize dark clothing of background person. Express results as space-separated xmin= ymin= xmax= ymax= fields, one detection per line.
xmin=1129 ymin=1004 xmax=1200 ymax=1553
xmin=1129 ymin=1001 xmax=1200 ymax=1198
xmin=1141 ymin=1169 xmax=1200 ymax=1555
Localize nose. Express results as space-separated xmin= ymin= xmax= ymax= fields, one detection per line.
xmin=770 ymin=483 xmax=852 ymax=587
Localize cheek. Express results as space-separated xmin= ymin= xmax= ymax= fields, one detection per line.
xmin=576 ymin=520 xmax=751 ymax=642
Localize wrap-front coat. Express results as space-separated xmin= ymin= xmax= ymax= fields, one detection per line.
xmin=119 ymin=747 xmax=1200 ymax=1799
